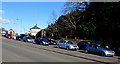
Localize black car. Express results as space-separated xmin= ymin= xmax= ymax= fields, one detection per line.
xmin=16 ymin=35 xmax=20 ymax=40
xmin=22 ymin=36 xmax=33 ymax=42
xmin=45 ymin=38 xmax=57 ymax=45
xmin=34 ymin=37 xmax=49 ymax=45
xmin=17 ymin=34 xmax=27 ymax=41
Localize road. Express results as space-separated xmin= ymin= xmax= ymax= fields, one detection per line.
xmin=1 ymin=37 xmax=119 ymax=64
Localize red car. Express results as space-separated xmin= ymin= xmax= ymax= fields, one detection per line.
xmin=6 ymin=34 xmax=12 ymax=39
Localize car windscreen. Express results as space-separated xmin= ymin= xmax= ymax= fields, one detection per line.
xmin=97 ymin=45 xmax=110 ymax=49
xmin=7 ymin=34 xmax=11 ymax=36
xmin=51 ymin=39 xmax=55 ymax=42
xmin=27 ymin=37 xmax=32 ymax=39
xmin=42 ymin=39 xmax=49 ymax=42
xmin=67 ymin=41 xmax=74 ymax=44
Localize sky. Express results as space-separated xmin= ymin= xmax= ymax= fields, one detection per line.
xmin=1 ymin=2 xmax=65 ymax=34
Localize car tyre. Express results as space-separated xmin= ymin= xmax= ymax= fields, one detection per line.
xmin=57 ymin=45 xmax=60 ymax=48
xmin=39 ymin=42 xmax=42 ymax=45
xmin=26 ymin=40 xmax=28 ymax=42
xmin=20 ymin=39 xmax=23 ymax=41
xmin=84 ymin=49 xmax=89 ymax=53
xmin=58 ymin=45 xmax=61 ymax=48
xmin=101 ymin=52 xmax=105 ymax=56
xmin=66 ymin=46 xmax=69 ymax=50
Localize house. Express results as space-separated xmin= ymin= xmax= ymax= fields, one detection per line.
xmin=36 ymin=29 xmax=46 ymax=38
xmin=41 ymin=29 xmax=46 ymax=37
xmin=0 ymin=28 xmax=8 ymax=34
xmin=30 ymin=24 xmax=40 ymax=37
xmin=8 ymin=29 xmax=15 ymax=35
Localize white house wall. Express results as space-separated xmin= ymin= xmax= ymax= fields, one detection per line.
xmin=30 ymin=29 xmax=40 ymax=36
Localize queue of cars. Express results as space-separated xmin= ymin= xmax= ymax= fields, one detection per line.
xmin=77 ymin=41 xmax=115 ymax=56
xmin=1 ymin=33 xmax=115 ymax=57
xmin=2 ymin=33 xmax=13 ymax=39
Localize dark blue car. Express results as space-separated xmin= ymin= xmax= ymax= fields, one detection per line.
xmin=77 ymin=41 xmax=92 ymax=50
xmin=22 ymin=36 xmax=33 ymax=42
xmin=35 ymin=37 xmax=49 ymax=45
xmin=16 ymin=35 xmax=20 ymax=40
xmin=16 ymin=34 xmax=27 ymax=41
xmin=44 ymin=38 xmax=57 ymax=45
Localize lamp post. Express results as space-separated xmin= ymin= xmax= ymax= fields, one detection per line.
xmin=16 ymin=19 xmax=22 ymax=34
xmin=13 ymin=22 xmax=17 ymax=35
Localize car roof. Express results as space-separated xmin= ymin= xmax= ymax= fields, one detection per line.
xmin=60 ymin=40 xmax=70 ymax=41
xmin=59 ymin=40 xmax=71 ymax=42
xmin=90 ymin=43 xmax=101 ymax=46
xmin=7 ymin=34 xmax=11 ymax=35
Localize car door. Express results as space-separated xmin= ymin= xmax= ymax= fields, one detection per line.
xmin=63 ymin=41 xmax=68 ymax=48
xmin=87 ymin=44 xmax=96 ymax=52
xmin=61 ymin=40 xmax=66 ymax=48
xmin=82 ymin=42 xmax=87 ymax=49
xmin=92 ymin=45 xmax=99 ymax=53
xmin=23 ymin=37 xmax=25 ymax=41
xmin=58 ymin=40 xmax=64 ymax=48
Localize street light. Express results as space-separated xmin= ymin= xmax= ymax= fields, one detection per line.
xmin=12 ymin=22 xmax=17 ymax=35
xmin=16 ymin=19 xmax=22 ymax=34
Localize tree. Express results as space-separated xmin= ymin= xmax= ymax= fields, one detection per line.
xmin=47 ymin=10 xmax=58 ymax=25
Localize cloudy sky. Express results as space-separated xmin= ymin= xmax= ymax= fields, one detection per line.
xmin=0 ymin=10 xmax=11 ymax=23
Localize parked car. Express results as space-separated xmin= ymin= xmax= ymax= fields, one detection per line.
xmin=6 ymin=34 xmax=12 ymax=39
xmin=12 ymin=35 xmax=17 ymax=40
xmin=18 ymin=34 xmax=27 ymax=41
xmin=22 ymin=36 xmax=33 ymax=42
xmin=45 ymin=38 xmax=57 ymax=45
xmin=77 ymin=41 xmax=92 ymax=50
xmin=16 ymin=35 xmax=20 ymax=40
xmin=85 ymin=43 xmax=115 ymax=57
xmin=113 ymin=46 xmax=120 ymax=56
xmin=3 ymin=33 xmax=8 ymax=37
xmin=57 ymin=40 xmax=78 ymax=50
xmin=2 ymin=33 xmax=6 ymax=36
xmin=34 ymin=37 xmax=49 ymax=45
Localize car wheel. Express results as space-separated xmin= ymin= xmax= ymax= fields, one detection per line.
xmin=101 ymin=52 xmax=105 ymax=56
xmin=39 ymin=42 xmax=41 ymax=45
xmin=41 ymin=42 xmax=44 ymax=45
xmin=84 ymin=49 xmax=89 ymax=53
xmin=36 ymin=41 xmax=39 ymax=44
xmin=20 ymin=39 xmax=23 ymax=41
xmin=26 ymin=40 xmax=28 ymax=42
xmin=57 ymin=45 xmax=60 ymax=48
xmin=35 ymin=41 xmax=37 ymax=43
xmin=21 ymin=39 xmax=23 ymax=42
xmin=66 ymin=46 xmax=69 ymax=50
xmin=23 ymin=40 xmax=25 ymax=42
xmin=18 ymin=38 xmax=21 ymax=41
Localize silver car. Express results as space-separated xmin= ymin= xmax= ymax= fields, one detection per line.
xmin=57 ymin=40 xmax=79 ymax=50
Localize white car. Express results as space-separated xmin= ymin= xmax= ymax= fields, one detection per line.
xmin=12 ymin=35 xmax=17 ymax=40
